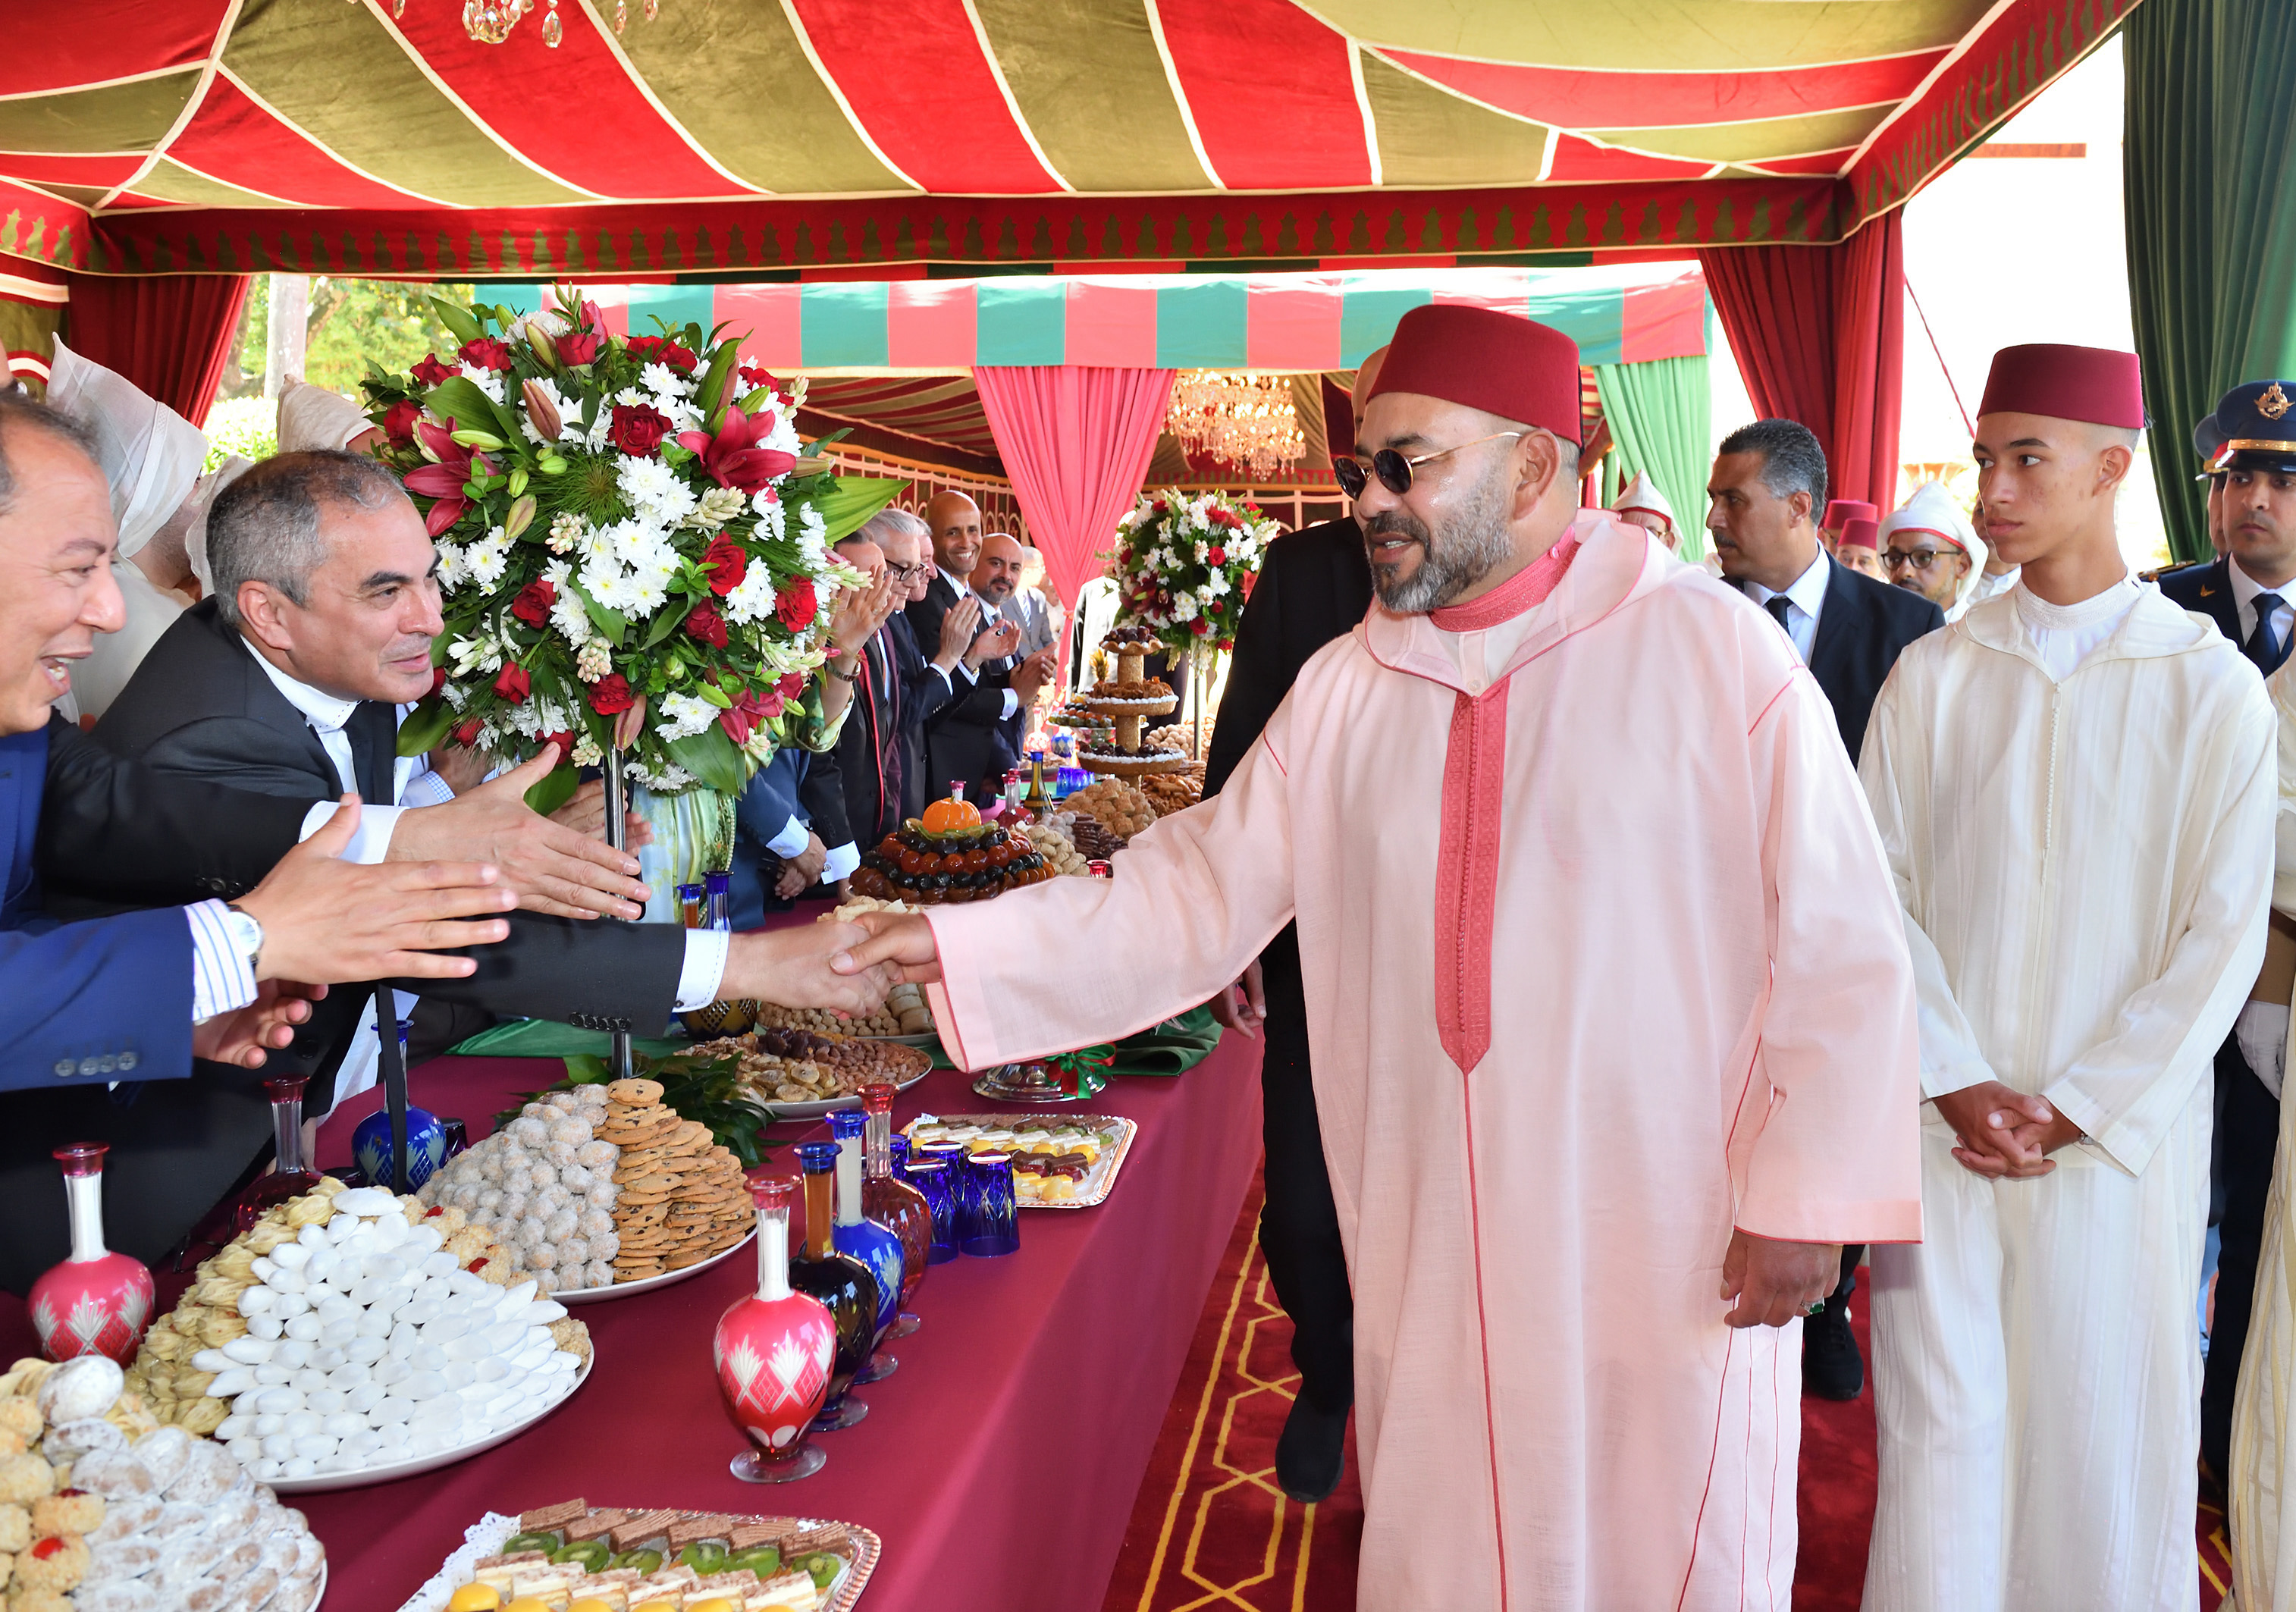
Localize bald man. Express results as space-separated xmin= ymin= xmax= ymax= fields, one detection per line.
xmin=905 ymin=493 xmax=1045 ymax=801
xmin=1200 ymin=344 xmax=1382 ymax=1501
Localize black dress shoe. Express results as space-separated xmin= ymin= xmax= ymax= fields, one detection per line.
xmin=1276 ymin=1394 xmax=1350 ymax=1502
xmin=1802 ymin=1300 xmax=1864 ymax=1401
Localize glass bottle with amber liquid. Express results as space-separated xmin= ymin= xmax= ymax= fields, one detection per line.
xmin=859 ymin=1084 xmax=930 ymax=1338
xmin=789 ymin=1141 xmax=878 ymax=1432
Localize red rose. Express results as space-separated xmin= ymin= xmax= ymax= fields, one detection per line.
xmin=411 ymin=354 xmax=454 ymax=388
xmin=538 ymin=730 xmax=574 ymax=763
xmin=608 ymin=403 xmax=674 ymax=457
xmin=556 ymin=328 xmax=602 ymax=366
xmin=626 ymin=336 xmax=698 ymax=373
xmin=1150 ymin=500 xmax=1168 ymax=515
xmin=429 ymin=664 xmax=448 ymax=696
xmin=776 ymin=671 xmax=805 ymax=699
xmin=684 ymin=600 xmax=729 ymax=646
xmin=383 ymin=399 xmax=424 ymax=447
xmin=738 ymin=362 xmax=778 ymax=390
xmin=458 ymin=337 xmax=514 ymax=372
xmin=703 ymin=534 xmax=748 ymax=595
xmin=1206 ymin=547 xmax=1227 ymax=566
xmin=588 ymin=673 xmax=635 ymax=716
xmin=452 ymin=717 xmax=481 ymax=746
xmin=493 ymin=663 xmax=531 ymax=704
xmin=1191 ymin=619 xmax=1211 ymax=636
xmin=1218 ymin=638 xmax=1234 ymax=651
xmin=774 ymin=577 xmax=817 ymax=632
xmin=510 ymin=577 xmax=556 ymax=626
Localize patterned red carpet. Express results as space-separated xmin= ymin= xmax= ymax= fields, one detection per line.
xmin=1106 ymin=1173 xmax=2236 ymax=1610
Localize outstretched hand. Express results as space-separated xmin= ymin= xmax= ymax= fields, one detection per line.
xmin=391 ymin=747 xmax=651 ymax=920
xmin=832 ymin=910 xmax=943 ymax=985
xmin=722 ymin=921 xmax=899 ymax=1016
xmin=1208 ymin=958 xmax=1266 ymax=1039
xmin=1720 ymin=1230 xmax=1843 ymax=1328
xmin=192 ymin=980 xmax=328 ymax=1068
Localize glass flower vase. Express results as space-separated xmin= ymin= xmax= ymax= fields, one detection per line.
xmin=30 ymin=1143 xmax=155 ymax=1365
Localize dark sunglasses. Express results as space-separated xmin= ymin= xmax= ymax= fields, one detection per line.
xmin=1332 ymin=431 xmax=1524 ymax=498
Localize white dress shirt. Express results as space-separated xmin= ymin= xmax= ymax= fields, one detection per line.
xmin=1740 ymin=549 xmax=1832 ymax=662
xmin=2230 ymin=560 xmax=2296 ymax=659
xmin=225 ymin=641 xmax=727 ymax=1103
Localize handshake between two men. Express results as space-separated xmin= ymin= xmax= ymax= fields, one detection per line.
xmin=205 ymin=745 xmax=902 ymax=1071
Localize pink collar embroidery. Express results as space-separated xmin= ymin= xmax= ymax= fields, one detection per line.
xmin=1429 ymin=537 xmax=1582 ymax=632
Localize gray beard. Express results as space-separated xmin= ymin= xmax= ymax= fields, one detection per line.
xmin=1366 ymin=466 xmax=1517 ymax=613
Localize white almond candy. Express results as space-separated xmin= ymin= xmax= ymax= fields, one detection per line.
xmin=343 ymin=1334 xmax=387 ymax=1363
xmin=528 ymin=1300 xmax=567 ymax=1325
xmin=296 ymin=1223 xmax=330 ymax=1251
xmin=369 ymin=1395 xmax=413 ymax=1424
xmin=237 ymin=1285 xmax=275 ymax=1316
xmin=370 ymin=1356 xmax=410 ymax=1388
xmin=274 ymin=1339 xmax=313 ymax=1369
xmin=271 ymin=1240 xmax=311 ymax=1270
xmin=252 ymin=1413 xmax=284 ymax=1436
xmin=255 ymin=1388 xmax=303 ymax=1415
xmin=325 ymin=1212 xmax=361 ymax=1237
xmin=406 ymin=1226 xmax=445 ymax=1256
xmin=372 ymin=1419 xmax=409 ymax=1447
xmin=208 ymin=1368 xmax=256 ymax=1398
xmin=343 ymin=1381 xmax=385 ymax=1414
xmin=252 ymin=1459 xmax=283 ymax=1479
xmin=441 ymin=1360 xmax=478 ymax=1390
xmin=328 ymin=1360 xmax=372 ymax=1389
xmin=291 ymin=1435 xmax=337 ymax=1460
xmin=320 ymin=1410 xmax=365 ymax=1438
xmin=260 ymin=1433 xmax=296 ymax=1461
xmin=474 ymin=1356 xmax=510 ymax=1383
xmin=371 ymin=1213 xmax=409 ymax=1249
xmin=283 ymin=1410 xmax=321 ymax=1437
xmin=315 ymin=1295 xmax=357 ymax=1327
xmin=247 ymin=1312 xmax=285 ymax=1341
xmin=215 ymin=1414 xmax=256 ymax=1441
xmin=271 ymin=1291 xmax=309 ymax=1319
xmin=352 ymin=1308 xmax=392 ymax=1339
xmin=303 ymin=1250 xmax=340 ymax=1287
xmin=249 ymin=1256 xmax=277 ymax=1283
xmin=269 ymin=1266 xmax=309 ymax=1295
xmin=221 ymin=1336 xmax=274 ymax=1365
xmin=387 ymin=1321 xmax=421 ymax=1353
xmin=310 ymin=1345 xmax=347 ymax=1372
xmin=256 ymin=1363 xmax=294 ymax=1389
xmin=444 ymin=1269 xmax=489 ymax=1297
xmin=423 ymin=1312 xmax=472 ymax=1344
xmin=281 ymin=1456 xmax=318 ymax=1478
xmin=403 ymin=1369 xmax=448 ymax=1402
xmin=340 ymin=1429 xmax=383 ymax=1459
xmin=306 ymin=1388 xmax=346 ymax=1415
xmin=190 ymin=1348 xmax=236 ymax=1374
xmin=398 ymin=1299 xmax=441 ymax=1328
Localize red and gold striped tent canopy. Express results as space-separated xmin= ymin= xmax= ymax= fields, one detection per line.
xmin=0 ymin=0 xmax=2132 ymax=281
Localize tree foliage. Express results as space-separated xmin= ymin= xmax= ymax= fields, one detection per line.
xmin=218 ymin=276 xmax=478 ymax=401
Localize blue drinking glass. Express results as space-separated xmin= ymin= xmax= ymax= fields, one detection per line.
xmin=914 ymin=1144 xmax=963 ymax=1264
xmin=958 ymin=1152 xmax=1020 ymax=1258
xmin=889 ymin=1134 xmax=912 ymax=1181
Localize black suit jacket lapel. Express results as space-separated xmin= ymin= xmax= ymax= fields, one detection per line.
xmin=1805 ymin=559 xmax=1862 ymax=688
xmin=196 ymin=604 xmax=344 ymax=790
xmin=2203 ymin=558 xmax=2244 ymax=644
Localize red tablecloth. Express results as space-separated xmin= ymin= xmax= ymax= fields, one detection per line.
xmin=278 ymin=1043 xmax=1261 ymax=1611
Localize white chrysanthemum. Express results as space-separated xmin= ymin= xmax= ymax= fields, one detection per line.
xmin=441 ymin=680 xmax=468 ymax=710
xmin=1204 ymin=572 xmax=1231 ymax=597
xmin=508 ymin=307 xmax=568 ymax=344
xmin=614 ymin=386 xmax=645 ymax=407
xmin=458 ymin=365 xmax=507 ymax=405
xmin=640 ymin=362 xmax=687 ymax=400
xmin=761 ymin=406 xmax=801 ymax=458
xmin=721 ymin=563 xmax=779 ymax=627
xmin=655 ymin=690 xmax=716 ymax=742
xmin=616 ymin=454 xmax=697 ymax=528
xmin=796 ymin=505 xmax=827 ymax=563
xmin=626 ymin=757 xmax=695 ymax=790
xmin=751 ymin=489 xmax=786 ymax=538
xmin=465 ymin=527 xmax=513 ymax=591
xmin=1172 ymin=593 xmax=1198 ymax=623
xmin=434 ymin=540 xmax=470 ymax=592
xmin=544 ymin=563 xmax=589 ymax=645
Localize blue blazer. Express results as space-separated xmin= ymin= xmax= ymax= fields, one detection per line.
xmin=727 ymin=747 xmax=811 ymax=932
xmin=0 ymin=726 xmax=193 ymax=1092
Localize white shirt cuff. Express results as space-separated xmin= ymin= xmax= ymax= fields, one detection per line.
xmin=398 ymin=767 xmax=456 ymax=809
xmin=185 ymin=899 xmax=258 ymax=1024
xmin=674 ymin=928 xmax=730 ymax=1011
xmin=822 ymin=842 xmax=861 ymax=883
xmin=767 ymin=814 xmax=811 ymax=858
xmin=299 ymin=800 xmax=407 ymax=865
xmin=955 ymin=661 xmax=980 ymax=684
xmin=1000 ymin=689 xmax=1019 ymax=721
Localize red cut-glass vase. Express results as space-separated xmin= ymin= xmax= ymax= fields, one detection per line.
xmin=716 ymin=1176 xmax=837 ymax=1483
xmin=29 ymin=1143 xmax=154 ymax=1365
xmin=859 ymin=1083 xmax=930 ymax=1338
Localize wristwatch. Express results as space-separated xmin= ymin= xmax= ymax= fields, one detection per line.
xmin=223 ymin=902 xmax=265 ymax=975
xmin=822 ymin=654 xmax=860 ymax=684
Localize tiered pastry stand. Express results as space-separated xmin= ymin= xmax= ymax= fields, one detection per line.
xmin=1077 ymin=644 xmax=1190 ymax=779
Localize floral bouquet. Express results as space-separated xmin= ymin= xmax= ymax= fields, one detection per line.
xmin=360 ymin=285 xmax=895 ymax=805
xmin=1109 ymin=490 xmax=1277 ymax=658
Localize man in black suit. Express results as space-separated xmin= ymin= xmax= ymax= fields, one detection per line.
xmin=1708 ymin=418 xmax=1943 ymax=1400
xmin=1201 ymin=347 xmax=1382 ymax=1502
xmin=67 ymin=452 xmax=892 ymax=1281
xmin=2157 ymin=381 xmax=2296 ymax=1488
xmin=905 ymin=491 xmax=1049 ymax=803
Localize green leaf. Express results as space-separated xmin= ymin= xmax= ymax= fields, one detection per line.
xmin=563 ymin=1054 xmax=610 ymax=1085
xmin=814 ymin=475 xmax=909 ymax=544
xmin=523 ymin=764 xmax=581 ymax=817
xmin=423 ymin=375 xmax=520 ymax=444
xmin=694 ymin=342 xmax=740 ymax=426
xmin=396 ymin=698 xmax=456 ymax=757
xmin=564 ymin=572 xmax=627 ymax=645
xmin=664 ymin=726 xmax=751 ymax=793
xmin=428 ymin=296 xmax=483 ymax=347
xmin=641 ymin=599 xmax=692 ymax=650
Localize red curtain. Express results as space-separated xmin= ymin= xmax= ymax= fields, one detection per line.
xmin=61 ymin=274 xmax=252 ymax=425
xmin=1699 ymin=213 xmax=1905 ymax=510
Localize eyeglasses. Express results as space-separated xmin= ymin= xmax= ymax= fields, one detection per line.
xmin=1882 ymin=547 xmax=1952 ymax=572
xmin=884 ymin=560 xmax=930 ymax=582
xmin=1332 ymin=431 xmax=1525 ymax=499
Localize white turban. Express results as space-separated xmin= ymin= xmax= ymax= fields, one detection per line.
xmin=1610 ymin=470 xmax=1677 ymax=537
xmin=183 ymin=454 xmax=255 ymax=594
xmin=1880 ymin=481 xmax=1990 ymax=619
xmin=277 ymin=380 xmax=375 ymax=453
xmin=43 ymin=339 xmax=209 ymax=559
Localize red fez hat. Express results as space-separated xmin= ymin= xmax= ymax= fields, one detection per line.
xmin=1368 ymin=305 xmax=1584 ymax=446
xmin=1822 ymin=500 xmax=1876 ymax=529
xmin=1978 ymin=343 xmax=2146 ymax=430
xmin=1836 ymin=516 xmax=1879 ymax=553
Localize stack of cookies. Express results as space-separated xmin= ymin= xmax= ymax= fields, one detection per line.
xmin=601 ymin=1077 xmax=755 ymax=1281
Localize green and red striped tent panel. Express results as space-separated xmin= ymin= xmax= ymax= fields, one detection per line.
xmin=499 ymin=263 xmax=1708 ymax=372
xmin=0 ymin=0 xmax=2138 ymax=278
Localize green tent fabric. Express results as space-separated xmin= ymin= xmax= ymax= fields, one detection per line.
xmin=2125 ymin=0 xmax=2296 ymax=563
xmin=1595 ymin=353 xmax=1713 ymax=562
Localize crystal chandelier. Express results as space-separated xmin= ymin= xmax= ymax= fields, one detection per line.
xmin=1165 ymin=371 xmax=1306 ymax=480
xmin=366 ymin=0 xmax=662 ymax=48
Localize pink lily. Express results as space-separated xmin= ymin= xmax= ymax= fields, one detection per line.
xmin=403 ymin=418 xmax=494 ymax=538
xmin=675 ymin=407 xmax=796 ymax=495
